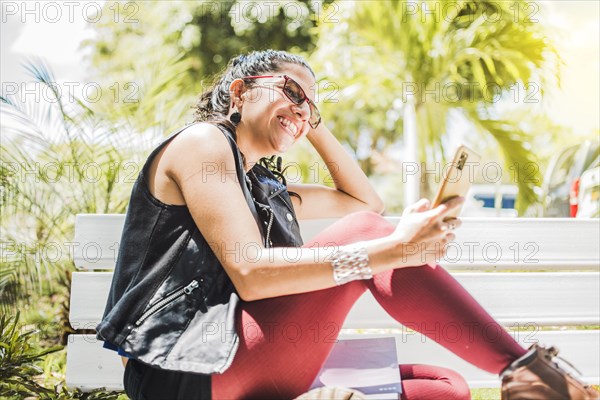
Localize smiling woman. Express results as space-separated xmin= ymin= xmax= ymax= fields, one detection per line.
xmin=95 ymin=49 xmax=599 ymax=400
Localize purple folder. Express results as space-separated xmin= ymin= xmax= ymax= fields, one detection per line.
xmin=309 ymin=337 xmax=402 ymax=396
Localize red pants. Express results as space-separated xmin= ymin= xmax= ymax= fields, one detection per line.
xmin=212 ymin=212 xmax=527 ymax=399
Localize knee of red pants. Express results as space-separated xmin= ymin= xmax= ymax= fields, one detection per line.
xmin=438 ymin=367 xmax=471 ymax=400
xmin=400 ymin=364 xmax=471 ymax=400
xmin=304 ymin=210 xmax=394 ymax=248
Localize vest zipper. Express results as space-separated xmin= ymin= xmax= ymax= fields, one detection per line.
xmin=265 ymin=206 xmax=274 ymax=247
xmin=135 ymin=279 xmax=200 ymax=326
xmin=256 ymin=203 xmax=274 ymax=248
xmin=276 ymin=193 xmax=297 ymax=220
xmin=247 ymin=172 xmax=277 ymax=247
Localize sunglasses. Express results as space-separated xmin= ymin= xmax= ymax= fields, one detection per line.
xmin=242 ymin=75 xmax=321 ymax=129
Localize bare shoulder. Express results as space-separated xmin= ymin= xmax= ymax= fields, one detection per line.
xmin=164 ymin=123 xmax=235 ymax=182
xmin=168 ymin=122 xmax=231 ymax=160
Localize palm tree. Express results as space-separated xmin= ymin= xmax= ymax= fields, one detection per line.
xmin=0 ymin=60 xmax=143 ymax=311
xmin=308 ymin=0 xmax=559 ymax=213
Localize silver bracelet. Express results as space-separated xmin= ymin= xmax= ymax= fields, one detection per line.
xmin=331 ymin=242 xmax=373 ymax=285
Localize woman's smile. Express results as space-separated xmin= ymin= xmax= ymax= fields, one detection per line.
xmin=277 ymin=115 xmax=300 ymax=138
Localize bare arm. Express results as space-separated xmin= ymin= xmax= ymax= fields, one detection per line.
xmin=288 ymin=123 xmax=385 ymax=219
xmin=166 ymin=124 xmax=461 ymax=301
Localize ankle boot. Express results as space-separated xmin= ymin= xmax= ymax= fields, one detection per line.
xmin=500 ymin=344 xmax=599 ymax=400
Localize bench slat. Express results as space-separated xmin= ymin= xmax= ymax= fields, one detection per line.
xmin=73 ymin=215 xmax=600 ymax=271
xmin=66 ymin=335 xmax=124 ymax=392
xmin=344 ymin=271 xmax=600 ymax=327
xmin=66 ymin=330 xmax=600 ymax=391
xmin=70 ymin=271 xmax=600 ymax=329
xmin=352 ymin=330 xmax=600 ymax=389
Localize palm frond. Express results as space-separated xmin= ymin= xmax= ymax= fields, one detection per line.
xmin=1 ymin=60 xmax=142 ymax=308
xmin=468 ymin=109 xmax=543 ymax=213
xmin=309 ymin=0 xmax=558 ymax=211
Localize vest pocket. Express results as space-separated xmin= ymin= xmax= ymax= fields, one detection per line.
xmin=135 ymin=279 xmax=203 ymax=327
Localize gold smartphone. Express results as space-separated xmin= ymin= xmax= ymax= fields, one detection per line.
xmin=431 ymin=145 xmax=481 ymax=219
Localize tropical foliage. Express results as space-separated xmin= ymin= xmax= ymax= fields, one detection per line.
xmin=0 ymin=312 xmax=123 ymax=399
xmin=309 ymin=0 xmax=560 ymax=212
xmin=0 ymin=60 xmax=144 ymax=304
xmin=82 ymin=0 xmax=333 ymax=133
xmin=0 ymin=60 xmax=138 ymax=398
xmin=0 ymin=312 xmax=62 ymax=398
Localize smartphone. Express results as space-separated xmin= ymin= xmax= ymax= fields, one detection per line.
xmin=431 ymin=145 xmax=481 ymax=219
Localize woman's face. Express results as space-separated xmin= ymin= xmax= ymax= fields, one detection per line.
xmin=237 ymin=63 xmax=317 ymax=156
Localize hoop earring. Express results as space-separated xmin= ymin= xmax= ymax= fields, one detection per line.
xmin=230 ymin=111 xmax=241 ymax=125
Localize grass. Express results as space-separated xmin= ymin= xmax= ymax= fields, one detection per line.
xmin=471 ymin=386 xmax=600 ymax=400
xmin=471 ymin=388 xmax=500 ymax=399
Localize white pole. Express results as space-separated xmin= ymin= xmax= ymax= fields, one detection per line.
xmin=403 ymin=94 xmax=420 ymax=206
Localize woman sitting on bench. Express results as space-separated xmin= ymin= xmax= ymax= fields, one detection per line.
xmin=97 ymin=49 xmax=599 ymax=400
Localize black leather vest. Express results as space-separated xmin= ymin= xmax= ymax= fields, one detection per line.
xmin=96 ymin=123 xmax=302 ymax=375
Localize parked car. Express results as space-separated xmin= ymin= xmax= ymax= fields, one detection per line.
xmin=576 ymin=155 xmax=600 ymax=218
xmin=462 ymin=184 xmax=518 ymax=217
xmin=542 ymin=140 xmax=599 ymax=217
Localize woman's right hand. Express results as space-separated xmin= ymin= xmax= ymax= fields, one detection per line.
xmin=390 ymin=197 xmax=464 ymax=267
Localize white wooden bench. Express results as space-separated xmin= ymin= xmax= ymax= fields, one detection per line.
xmin=66 ymin=215 xmax=600 ymax=391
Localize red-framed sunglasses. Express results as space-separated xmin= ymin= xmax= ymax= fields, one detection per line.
xmin=242 ymin=75 xmax=321 ymax=129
